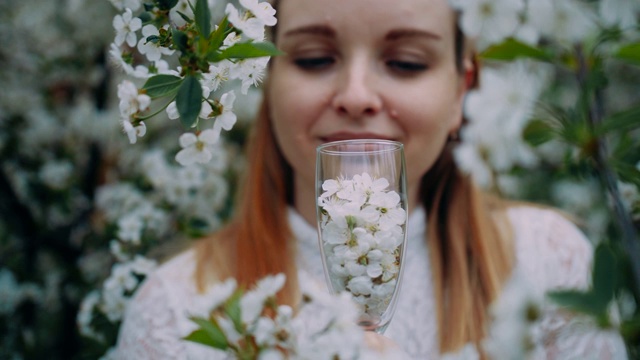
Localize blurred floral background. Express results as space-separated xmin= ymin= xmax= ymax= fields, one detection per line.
xmin=0 ymin=0 xmax=638 ymax=359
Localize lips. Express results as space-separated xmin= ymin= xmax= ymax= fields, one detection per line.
xmin=320 ymin=132 xmax=394 ymax=143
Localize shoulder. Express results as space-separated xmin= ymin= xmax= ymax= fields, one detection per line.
xmin=116 ymin=248 xmax=228 ymax=358
xmin=506 ymin=205 xmax=593 ymax=292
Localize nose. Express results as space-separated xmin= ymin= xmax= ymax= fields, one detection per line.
xmin=331 ymin=57 xmax=382 ymax=119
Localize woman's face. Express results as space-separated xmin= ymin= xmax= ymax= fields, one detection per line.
xmin=268 ymin=0 xmax=467 ymax=210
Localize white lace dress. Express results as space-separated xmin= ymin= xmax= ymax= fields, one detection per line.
xmin=115 ymin=206 xmax=628 ymax=359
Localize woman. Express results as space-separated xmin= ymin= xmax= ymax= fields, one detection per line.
xmin=116 ymin=0 xmax=624 ymax=358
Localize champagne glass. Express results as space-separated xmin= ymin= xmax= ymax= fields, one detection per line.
xmin=315 ymin=139 xmax=408 ymax=334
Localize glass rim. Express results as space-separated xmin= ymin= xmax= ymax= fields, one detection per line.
xmin=316 ymin=139 xmax=404 ymax=155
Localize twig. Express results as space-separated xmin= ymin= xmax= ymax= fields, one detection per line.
xmin=575 ymin=45 xmax=640 ymax=295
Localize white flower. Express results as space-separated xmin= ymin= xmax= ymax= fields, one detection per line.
xmin=367 ymin=191 xmax=406 ymax=230
xmin=77 ymin=291 xmax=104 ymax=341
xmin=240 ymin=274 xmax=286 ymax=324
xmin=109 ymin=43 xmax=135 ymax=74
xmin=108 ymin=0 xmax=142 ymax=11
xmin=451 ymin=0 xmax=524 ymax=50
xmin=137 ymin=24 xmax=175 ymax=62
xmin=117 ymin=80 xmax=150 ymax=117
xmin=166 ymin=101 xmax=179 ymax=120
xmin=110 ymin=240 xmax=129 ymax=262
xmin=116 ymin=213 xmax=144 ymax=244
xmin=129 ymin=255 xmax=157 ymax=275
xmin=39 ymin=160 xmax=74 ymax=190
xmin=225 ymin=3 xmax=266 ymax=40
xmin=239 ymin=0 xmax=277 ymax=26
xmin=223 ymin=32 xmax=242 ymax=48
xmin=175 ymin=129 xmax=220 ymax=166
xmin=599 ymin=0 xmax=639 ymax=29
xmin=526 ymin=0 xmax=597 ymax=45
xmin=453 ymin=142 xmax=493 ymax=189
xmin=212 ymin=91 xmax=237 ymax=137
xmin=347 ymin=276 xmax=373 ymax=296
xmin=113 ymin=9 xmax=141 ymax=47
xmin=104 ymin=262 xmax=138 ymax=293
xmin=484 ymin=270 xmax=544 ymax=359
xmin=229 ymin=57 xmax=270 ymax=94
xmin=121 ymin=119 xmax=146 ymax=144
xmin=617 ymin=181 xmax=639 ymax=212
xmin=101 ymin=289 xmax=129 ymax=322
xmin=318 ymin=172 xmax=406 ymax=320
xmin=202 ymin=60 xmax=231 ymax=93
xmin=460 ymin=61 xmax=548 ymax=173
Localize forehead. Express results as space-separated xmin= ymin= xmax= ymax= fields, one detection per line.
xmin=275 ymin=0 xmax=456 ymax=41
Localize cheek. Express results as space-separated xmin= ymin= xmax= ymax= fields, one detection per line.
xmin=267 ymin=66 xmax=324 ymax=179
xmin=392 ymin=89 xmax=461 ymax=184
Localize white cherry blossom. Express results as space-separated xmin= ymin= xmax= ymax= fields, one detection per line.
xmin=450 ymin=0 xmax=524 ymax=50
xmin=212 ymin=91 xmax=237 ymax=137
xmin=113 ymin=9 xmax=141 ymax=47
xmin=239 ymin=0 xmax=277 ymax=26
xmin=175 ymin=130 xmax=220 ymax=166
xmin=599 ymin=0 xmax=640 ymax=30
xmin=318 ymin=172 xmax=406 ymax=320
xmin=229 ymin=57 xmax=270 ymax=94
xmin=527 ymin=0 xmax=596 ymax=45
xmin=202 ymin=60 xmax=231 ymax=93
xmin=121 ymin=119 xmax=146 ymax=144
xmin=225 ymin=3 xmax=266 ymax=40
xmin=108 ymin=0 xmax=142 ymax=11
xmin=137 ymin=24 xmax=175 ymax=62
xmin=117 ymin=80 xmax=150 ymax=117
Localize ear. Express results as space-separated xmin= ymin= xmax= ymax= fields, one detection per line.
xmin=449 ymin=57 xmax=476 ymax=136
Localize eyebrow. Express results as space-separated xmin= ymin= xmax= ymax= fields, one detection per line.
xmin=385 ymin=29 xmax=441 ymax=41
xmin=282 ymin=25 xmax=336 ymax=38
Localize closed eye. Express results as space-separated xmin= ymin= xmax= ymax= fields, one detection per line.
xmin=294 ymin=57 xmax=336 ymax=70
xmin=386 ymin=60 xmax=427 ymax=73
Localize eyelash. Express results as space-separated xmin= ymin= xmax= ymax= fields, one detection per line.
xmin=294 ymin=57 xmax=336 ymax=70
xmin=293 ymin=57 xmax=428 ymax=73
xmin=386 ymin=60 xmax=427 ymax=73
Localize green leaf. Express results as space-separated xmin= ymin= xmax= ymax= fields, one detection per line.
xmin=596 ymin=104 xmax=640 ymax=134
xmin=175 ymin=10 xmax=193 ymax=24
xmin=547 ymin=290 xmax=605 ymax=317
xmin=184 ymin=329 xmax=218 ymax=348
xmin=155 ymin=0 xmax=179 ymax=11
xmin=195 ymin=0 xmax=211 ymax=37
xmin=176 ymin=75 xmax=202 ymax=128
xmin=216 ymin=41 xmax=283 ymax=61
xmin=172 ymin=28 xmax=189 ymax=53
xmin=224 ymin=290 xmax=244 ymax=333
xmin=523 ymin=119 xmax=556 ymax=146
xmin=620 ymin=315 xmax=640 ymax=342
xmin=591 ymin=243 xmax=617 ymax=309
xmin=480 ymin=38 xmax=552 ymax=62
xmin=615 ymin=42 xmax=640 ymax=66
xmin=143 ymin=75 xmax=183 ymax=98
xmin=186 ymin=317 xmax=229 ymax=350
xmin=209 ymin=16 xmax=229 ymax=50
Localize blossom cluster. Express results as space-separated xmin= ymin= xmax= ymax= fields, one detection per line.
xmin=449 ymin=0 xmax=640 ymax=238
xmin=110 ymin=0 xmax=278 ymax=166
xmin=317 ymin=173 xmax=407 ymax=323
xmin=184 ymin=273 xmax=385 ymax=359
xmin=448 ymin=0 xmax=638 ymax=51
